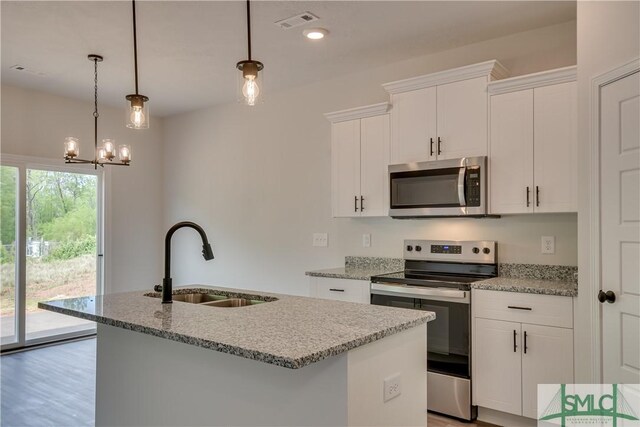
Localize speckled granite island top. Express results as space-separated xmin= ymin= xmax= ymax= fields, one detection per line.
xmin=38 ymin=285 xmax=434 ymax=369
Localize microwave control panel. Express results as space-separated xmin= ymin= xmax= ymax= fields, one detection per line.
xmin=466 ymin=167 xmax=481 ymax=207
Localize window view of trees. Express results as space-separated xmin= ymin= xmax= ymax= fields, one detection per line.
xmin=0 ymin=168 xmax=98 ymax=322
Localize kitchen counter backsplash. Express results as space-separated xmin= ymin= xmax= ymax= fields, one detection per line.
xmin=498 ymin=263 xmax=578 ymax=283
xmin=344 ymin=256 xmax=404 ymax=271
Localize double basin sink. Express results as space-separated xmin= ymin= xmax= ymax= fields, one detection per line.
xmin=147 ymin=291 xmax=268 ymax=308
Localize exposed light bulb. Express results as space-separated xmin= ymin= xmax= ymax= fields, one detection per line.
xmin=130 ymin=106 xmax=145 ymax=128
xmin=242 ymin=76 xmax=260 ymax=106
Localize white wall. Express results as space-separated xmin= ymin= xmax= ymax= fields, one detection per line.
xmin=1 ymin=85 xmax=164 ymax=293
xmin=163 ymin=21 xmax=578 ymax=297
xmin=575 ymin=1 xmax=640 ymax=382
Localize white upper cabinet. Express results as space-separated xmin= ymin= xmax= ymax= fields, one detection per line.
xmin=436 ymin=77 xmax=489 ymax=160
xmin=489 ymin=90 xmax=535 ymax=214
xmin=389 ymin=87 xmax=437 ymax=163
xmin=533 ymin=82 xmax=578 ymax=213
xmin=383 ymin=60 xmax=509 ymax=164
xmin=488 ymin=66 xmax=578 ymax=214
xmin=326 ymin=103 xmax=390 ymax=218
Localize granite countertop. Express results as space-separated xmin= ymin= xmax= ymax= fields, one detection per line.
xmin=471 ymin=277 xmax=578 ymax=297
xmin=38 ymin=285 xmax=434 ymax=369
xmin=306 ymin=256 xmax=403 ymax=281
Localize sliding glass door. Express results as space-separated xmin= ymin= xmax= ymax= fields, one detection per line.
xmin=0 ymin=157 xmax=103 ymax=349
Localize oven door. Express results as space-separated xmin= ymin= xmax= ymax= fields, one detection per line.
xmin=388 ymin=156 xmax=486 ymax=217
xmin=370 ymin=284 xmax=471 ymax=379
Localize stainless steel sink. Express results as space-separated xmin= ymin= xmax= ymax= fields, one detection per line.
xmin=145 ymin=291 xmax=268 ymax=307
xmin=201 ymin=298 xmax=263 ymax=308
xmin=170 ymin=293 xmax=227 ymax=304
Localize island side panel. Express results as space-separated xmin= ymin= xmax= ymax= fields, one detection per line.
xmin=347 ymin=324 xmax=427 ymax=427
xmin=95 ymin=324 xmax=348 ymax=427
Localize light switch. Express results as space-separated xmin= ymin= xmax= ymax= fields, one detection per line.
xmin=313 ymin=233 xmax=328 ymax=247
xmin=362 ymin=233 xmax=371 ymax=248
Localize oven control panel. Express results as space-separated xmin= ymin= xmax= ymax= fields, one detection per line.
xmin=404 ymin=240 xmax=496 ymax=264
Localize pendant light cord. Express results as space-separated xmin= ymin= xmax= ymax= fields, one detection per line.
xmin=246 ymin=0 xmax=251 ymax=60
xmin=132 ymin=0 xmax=140 ymax=94
xmin=93 ymin=57 xmax=99 ymax=169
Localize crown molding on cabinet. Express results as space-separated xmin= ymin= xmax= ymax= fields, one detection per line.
xmin=382 ymin=60 xmax=509 ymax=95
xmin=487 ymin=65 xmax=577 ymax=95
xmin=324 ymin=102 xmax=390 ymax=123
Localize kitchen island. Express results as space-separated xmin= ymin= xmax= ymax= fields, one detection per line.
xmin=40 ymin=285 xmax=434 ymax=427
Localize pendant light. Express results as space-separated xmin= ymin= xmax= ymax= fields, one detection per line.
xmin=236 ymin=0 xmax=263 ymax=106
xmin=64 ymin=55 xmax=131 ymax=169
xmin=125 ymin=0 xmax=149 ymax=129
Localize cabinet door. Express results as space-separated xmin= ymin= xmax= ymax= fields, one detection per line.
xmin=390 ymin=87 xmax=437 ymax=164
xmin=489 ymin=90 xmax=534 ymax=214
xmin=474 ymin=318 xmax=522 ymax=415
xmin=533 ymin=82 xmax=578 ymax=213
xmin=360 ymin=115 xmax=390 ymax=217
xmin=331 ymin=120 xmax=361 ymax=217
xmin=521 ymin=324 xmax=574 ymax=419
xmin=436 ymin=77 xmax=488 ymax=160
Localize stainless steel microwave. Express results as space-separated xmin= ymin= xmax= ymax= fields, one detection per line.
xmin=389 ymin=156 xmax=487 ymax=218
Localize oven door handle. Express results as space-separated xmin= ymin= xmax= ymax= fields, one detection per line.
xmin=458 ymin=167 xmax=466 ymax=207
xmin=371 ymin=283 xmax=467 ymax=299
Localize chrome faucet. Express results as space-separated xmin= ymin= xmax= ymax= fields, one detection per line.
xmin=159 ymin=221 xmax=214 ymax=303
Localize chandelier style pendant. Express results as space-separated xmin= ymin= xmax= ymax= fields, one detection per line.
xmin=125 ymin=0 xmax=149 ymax=128
xmin=64 ymin=55 xmax=131 ymax=169
xmin=236 ymin=0 xmax=263 ymax=106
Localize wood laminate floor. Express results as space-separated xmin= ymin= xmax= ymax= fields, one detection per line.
xmin=1 ymin=338 xmax=96 ymax=427
xmin=1 ymin=337 xmax=488 ymax=427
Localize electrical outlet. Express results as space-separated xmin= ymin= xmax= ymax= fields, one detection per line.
xmin=362 ymin=233 xmax=371 ymax=248
xmin=312 ymin=233 xmax=328 ymax=247
xmin=541 ymin=236 xmax=555 ymax=254
xmin=383 ymin=373 xmax=402 ymax=402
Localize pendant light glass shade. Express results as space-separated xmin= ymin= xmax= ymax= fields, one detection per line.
xmin=125 ymin=0 xmax=149 ymax=129
xmin=236 ymin=60 xmax=264 ymax=106
xmin=125 ymin=94 xmax=149 ymax=129
xmin=64 ymin=137 xmax=79 ymax=159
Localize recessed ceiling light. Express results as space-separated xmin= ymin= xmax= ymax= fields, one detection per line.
xmin=303 ymin=28 xmax=328 ymax=40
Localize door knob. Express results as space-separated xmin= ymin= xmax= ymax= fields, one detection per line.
xmin=598 ymin=290 xmax=616 ymax=303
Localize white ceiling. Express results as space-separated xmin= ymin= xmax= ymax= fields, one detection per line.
xmin=1 ymin=1 xmax=575 ymax=117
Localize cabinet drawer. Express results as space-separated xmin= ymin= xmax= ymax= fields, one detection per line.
xmin=310 ymin=277 xmax=370 ymax=304
xmin=472 ymin=289 xmax=572 ymax=328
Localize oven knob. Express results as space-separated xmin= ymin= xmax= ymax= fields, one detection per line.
xmin=472 ymin=247 xmax=480 ymax=254
xmin=415 ymin=245 xmax=422 ymax=252
xmin=406 ymin=245 xmax=413 ymax=252
xmin=483 ymin=247 xmax=491 ymax=254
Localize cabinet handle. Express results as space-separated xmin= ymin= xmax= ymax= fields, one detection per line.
xmin=430 ymin=138 xmax=434 ymax=156
xmin=437 ymin=137 xmax=442 ymax=155
xmin=536 ymin=186 xmax=540 ymax=207
xmin=526 ymin=186 xmax=530 ymax=207
xmin=508 ymin=305 xmax=532 ymax=311
xmin=524 ymin=331 xmax=528 ymax=354
xmin=360 ymin=196 xmax=364 ymax=211
xmin=329 ymin=288 xmax=345 ymax=292
xmin=513 ymin=330 xmax=517 ymax=353
xmin=354 ymin=196 xmax=358 ymax=212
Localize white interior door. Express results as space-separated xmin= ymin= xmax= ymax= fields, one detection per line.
xmin=360 ymin=115 xmax=390 ymax=217
xmin=390 ymin=87 xmax=437 ymax=164
xmin=331 ymin=120 xmax=361 ymax=217
xmin=533 ymin=82 xmax=578 ymax=213
xmin=600 ymin=70 xmax=640 ymax=384
xmin=489 ymin=90 xmax=534 ymax=214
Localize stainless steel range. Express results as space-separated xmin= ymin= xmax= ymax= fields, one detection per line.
xmin=370 ymin=239 xmax=497 ymax=421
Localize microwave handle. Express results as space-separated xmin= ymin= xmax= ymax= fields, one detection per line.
xmin=458 ymin=167 xmax=466 ymax=206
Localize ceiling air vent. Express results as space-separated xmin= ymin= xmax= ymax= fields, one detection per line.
xmin=274 ymin=12 xmax=319 ymax=30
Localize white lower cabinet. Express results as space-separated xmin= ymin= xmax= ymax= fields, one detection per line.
xmin=309 ymin=277 xmax=370 ymax=304
xmin=472 ymin=289 xmax=574 ymax=419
